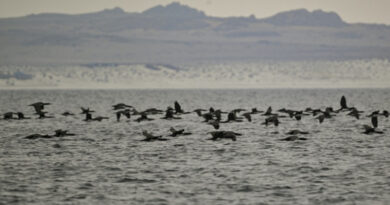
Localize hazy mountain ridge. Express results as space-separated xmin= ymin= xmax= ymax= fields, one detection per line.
xmin=0 ymin=2 xmax=390 ymax=65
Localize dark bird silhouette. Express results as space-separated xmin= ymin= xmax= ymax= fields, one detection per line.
xmin=222 ymin=111 xmax=243 ymax=123
xmin=83 ymin=112 xmax=108 ymax=122
xmin=62 ymin=111 xmax=74 ymax=116
xmin=135 ymin=113 xmax=154 ymax=122
xmin=29 ymin=102 xmax=51 ymax=114
xmin=3 ymin=112 xmax=14 ymax=119
xmin=278 ymin=108 xmax=296 ymax=118
xmin=340 ymin=95 xmax=348 ymax=110
xmin=367 ymin=110 xmax=380 ymax=117
xmin=112 ymin=103 xmax=132 ymax=110
xmin=293 ymin=111 xmax=305 ymax=121
xmin=162 ymin=107 xmax=182 ymax=120
xmin=242 ymin=112 xmax=252 ymax=122
xmin=16 ymin=112 xmax=30 ymax=120
xmin=116 ymin=109 xmax=131 ymax=122
xmin=262 ymin=115 xmax=279 ymax=127
xmin=251 ymin=108 xmax=263 ymax=114
xmin=84 ymin=113 xmax=92 ymax=121
xmin=80 ymin=107 xmax=95 ymax=114
xmin=144 ymin=108 xmax=164 ymax=115
xmin=25 ymin=134 xmax=52 ymax=140
xmin=53 ymin=129 xmax=75 ymax=137
xmin=201 ymin=112 xmax=214 ymax=122
xmin=207 ymin=131 xmax=241 ymax=141
xmin=168 ymin=127 xmax=192 ymax=137
xmin=263 ymin=106 xmax=273 ymax=116
xmin=362 ymin=115 xmax=384 ymax=134
xmin=92 ymin=116 xmax=109 ymax=121
xmin=316 ymin=114 xmax=325 ymax=124
xmin=232 ymin=108 xmax=246 ymax=113
xmin=141 ymin=131 xmax=168 ymax=142
xmin=214 ymin=110 xmax=225 ymax=121
xmin=286 ymin=129 xmax=309 ymax=135
xmin=208 ymin=120 xmax=220 ymax=129
xmin=25 ymin=129 xmax=75 ymax=139
xmin=347 ymin=108 xmax=361 ymax=119
xmin=194 ymin=109 xmax=206 ymax=117
xmin=174 ymin=101 xmax=186 ymax=114
xmin=382 ymin=110 xmax=389 ymax=118
xmin=279 ymin=135 xmax=307 ymax=141
xmin=36 ymin=111 xmax=54 ymax=119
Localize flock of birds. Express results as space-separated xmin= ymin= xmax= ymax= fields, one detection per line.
xmin=2 ymin=96 xmax=388 ymax=142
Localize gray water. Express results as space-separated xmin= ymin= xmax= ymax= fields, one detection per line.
xmin=1 ymin=89 xmax=390 ymax=205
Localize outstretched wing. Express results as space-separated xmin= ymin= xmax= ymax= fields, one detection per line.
xmin=340 ymin=96 xmax=347 ymax=109
xmin=371 ymin=116 xmax=378 ymax=128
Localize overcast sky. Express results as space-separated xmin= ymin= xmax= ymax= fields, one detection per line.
xmin=1 ymin=0 xmax=390 ymax=24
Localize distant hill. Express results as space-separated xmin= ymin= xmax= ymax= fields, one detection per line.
xmin=0 ymin=2 xmax=389 ymax=65
xmin=261 ymin=9 xmax=347 ymax=27
xmin=143 ymin=2 xmax=206 ymax=19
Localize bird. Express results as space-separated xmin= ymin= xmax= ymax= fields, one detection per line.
xmin=82 ymin=112 xmax=108 ymax=122
xmin=347 ymin=108 xmax=361 ymax=119
xmin=201 ymin=112 xmax=214 ymax=122
xmin=262 ymin=115 xmax=279 ymax=127
xmin=208 ymin=120 xmax=220 ymax=129
xmin=242 ymin=112 xmax=252 ymax=122
xmin=53 ymin=129 xmax=75 ymax=137
xmin=168 ymin=127 xmax=192 ymax=137
xmin=16 ymin=112 xmax=30 ymax=120
xmin=213 ymin=110 xmax=226 ymax=121
xmin=382 ymin=110 xmax=389 ymax=118
xmin=161 ymin=107 xmax=181 ymax=120
xmin=112 ymin=103 xmax=132 ymax=110
xmin=84 ymin=113 xmax=93 ymax=121
xmin=143 ymin=108 xmax=164 ymax=115
xmin=36 ymin=111 xmax=54 ymax=119
xmin=62 ymin=111 xmax=74 ymax=116
xmin=367 ymin=110 xmax=380 ymax=117
xmin=174 ymin=101 xmax=185 ymax=114
xmin=141 ymin=131 xmax=168 ymax=142
xmin=116 ymin=109 xmax=131 ymax=122
xmin=194 ymin=109 xmax=207 ymax=117
xmin=339 ymin=95 xmax=348 ymax=111
xmin=263 ymin=106 xmax=273 ymax=116
xmin=232 ymin=108 xmax=246 ymax=113
xmin=286 ymin=129 xmax=309 ymax=135
xmin=222 ymin=111 xmax=243 ymax=123
xmin=250 ymin=108 xmax=263 ymax=114
xmin=279 ymin=135 xmax=307 ymax=141
xmin=362 ymin=115 xmax=384 ymax=134
xmin=315 ymin=114 xmax=325 ymax=124
xmin=135 ymin=113 xmax=154 ymax=123
xmin=25 ymin=134 xmax=52 ymax=140
xmin=3 ymin=112 xmax=14 ymax=120
xmin=29 ymin=102 xmax=51 ymax=114
xmin=25 ymin=129 xmax=75 ymax=139
xmin=92 ymin=116 xmax=109 ymax=121
xmin=207 ymin=131 xmax=241 ymax=141
xmin=80 ymin=107 xmax=95 ymax=115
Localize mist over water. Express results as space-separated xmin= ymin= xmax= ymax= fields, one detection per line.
xmin=1 ymin=59 xmax=390 ymax=89
xmin=1 ymin=89 xmax=390 ymax=204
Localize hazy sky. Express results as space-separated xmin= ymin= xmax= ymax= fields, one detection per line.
xmin=1 ymin=0 xmax=390 ymax=24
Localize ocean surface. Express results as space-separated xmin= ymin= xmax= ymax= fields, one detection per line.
xmin=1 ymin=89 xmax=390 ymax=205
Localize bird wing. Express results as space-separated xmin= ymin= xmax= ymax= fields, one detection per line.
xmin=371 ymin=116 xmax=378 ymax=128
xmin=340 ymin=96 xmax=347 ymax=109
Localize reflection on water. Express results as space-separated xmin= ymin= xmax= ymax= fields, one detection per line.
xmin=1 ymin=89 xmax=390 ymax=204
